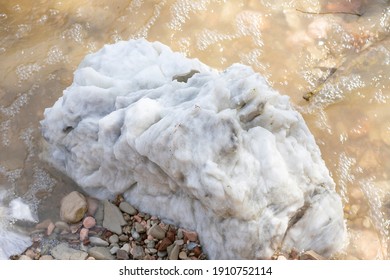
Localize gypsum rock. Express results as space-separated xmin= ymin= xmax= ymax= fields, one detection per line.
xmin=41 ymin=39 xmax=346 ymax=259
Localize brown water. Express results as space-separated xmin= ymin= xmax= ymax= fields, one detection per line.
xmin=0 ymin=0 xmax=389 ymax=259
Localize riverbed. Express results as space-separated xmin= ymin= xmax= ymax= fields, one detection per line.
xmin=0 ymin=0 xmax=389 ymax=259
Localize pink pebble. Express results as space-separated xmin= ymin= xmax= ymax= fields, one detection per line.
xmin=83 ymin=216 xmax=96 ymax=229
xmin=134 ymin=215 xmax=142 ymax=223
xmin=80 ymin=228 xmax=89 ymax=241
xmin=47 ymin=222 xmax=55 ymax=236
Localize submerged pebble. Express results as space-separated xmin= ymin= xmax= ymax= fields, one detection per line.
xmin=60 ymin=191 xmax=88 ymax=223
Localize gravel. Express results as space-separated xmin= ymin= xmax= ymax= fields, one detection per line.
xmin=11 ymin=193 xmax=207 ymax=260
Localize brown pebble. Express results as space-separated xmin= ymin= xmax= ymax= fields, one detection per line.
xmin=117 ymin=249 xmax=129 ymax=260
xmin=192 ymin=246 xmax=202 ymax=258
xmin=157 ymin=238 xmax=173 ymax=251
xmin=183 ymin=230 xmax=198 ymax=242
xmin=83 ymin=239 xmax=91 ymax=246
xmin=289 ymin=248 xmax=299 ymax=260
xmin=167 ymin=228 xmax=176 ymax=242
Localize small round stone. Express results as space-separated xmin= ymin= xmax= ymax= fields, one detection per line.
xmin=119 ymin=201 xmax=138 ymax=215
xmin=60 ymin=191 xmax=88 ymax=223
xmin=83 ymin=216 xmax=96 ymax=229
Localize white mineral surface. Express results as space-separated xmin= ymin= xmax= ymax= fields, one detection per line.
xmin=0 ymin=190 xmax=34 ymax=259
xmin=41 ymin=39 xmax=346 ymax=259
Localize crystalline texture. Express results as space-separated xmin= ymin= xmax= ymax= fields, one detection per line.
xmin=41 ymin=39 xmax=345 ymax=259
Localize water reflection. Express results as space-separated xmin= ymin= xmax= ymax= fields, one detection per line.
xmin=0 ymin=0 xmax=389 ymax=259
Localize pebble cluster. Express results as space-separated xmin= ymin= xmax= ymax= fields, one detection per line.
xmin=11 ymin=190 xmax=326 ymax=260
xmin=11 ymin=191 xmax=207 ymax=260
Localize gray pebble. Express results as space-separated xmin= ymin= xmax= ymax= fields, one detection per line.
xmin=54 ymin=221 xmax=70 ymax=231
xmin=148 ymin=224 xmax=166 ymax=240
xmin=169 ymin=244 xmax=180 ymax=260
xmin=119 ymin=201 xmax=137 ymax=215
xmin=88 ymin=246 xmax=115 ymax=260
xmin=175 ymin=239 xmax=184 ymax=246
xmin=121 ymin=243 xmax=131 ymax=253
xmin=177 ymin=229 xmax=184 ymax=239
xmin=117 ymin=249 xmax=129 ymax=260
xmin=89 ymin=236 xmax=109 ymax=246
xmin=157 ymin=250 xmax=167 ymax=258
xmin=134 ymin=222 xmax=146 ymax=233
xmin=131 ymin=230 xmax=140 ymax=240
xmin=187 ymin=242 xmax=198 ymax=250
xmin=110 ymin=245 xmax=120 ymax=255
xmin=119 ymin=234 xmax=129 ymax=242
xmin=147 ymin=240 xmax=156 ymax=249
xmin=147 ymin=248 xmax=157 ymax=254
xmin=103 ymin=200 xmax=126 ymax=235
xmin=51 ymin=243 xmax=88 ymax=260
xmin=108 ymin=234 xmax=119 ymax=244
xmin=131 ymin=245 xmax=145 ymax=260
xmin=94 ymin=202 xmax=104 ymax=226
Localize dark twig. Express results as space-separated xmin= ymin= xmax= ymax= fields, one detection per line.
xmin=295 ymin=8 xmax=362 ymax=17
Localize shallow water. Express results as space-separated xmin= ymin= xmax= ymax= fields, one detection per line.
xmin=0 ymin=0 xmax=389 ymax=259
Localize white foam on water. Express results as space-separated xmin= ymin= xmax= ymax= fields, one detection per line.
xmin=0 ymin=189 xmax=34 ymax=259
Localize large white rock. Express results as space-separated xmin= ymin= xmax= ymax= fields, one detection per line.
xmin=41 ymin=39 xmax=346 ymax=259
